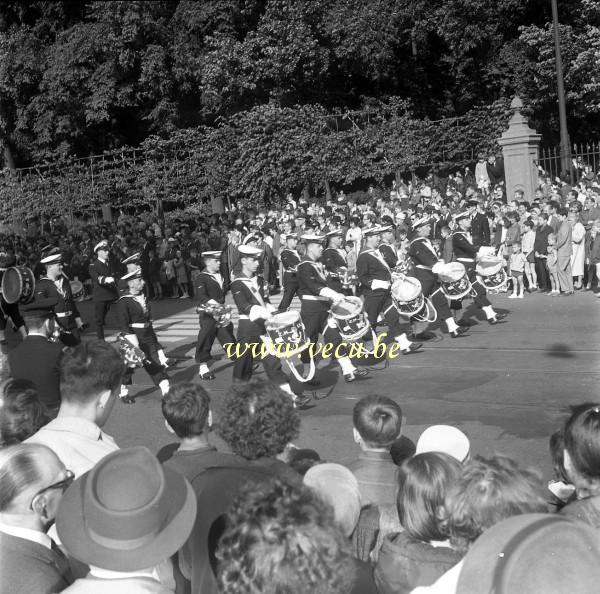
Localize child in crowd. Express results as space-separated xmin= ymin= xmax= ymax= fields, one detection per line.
xmin=508 ymin=242 xmax=527 ymax=298
xmin=546 ymin=233 xmax=560 ymax=295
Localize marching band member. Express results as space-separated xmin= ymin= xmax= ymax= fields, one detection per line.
xmin=296 ymin=235 xmax=368 ymax=382
xmin=452 ymin=212 xmax=507 ymax=325
xmin=379 ymin=225 xmax=399 ymax=269
xmin=357 ymin=227 xmax=422 ymax=354
xmin=277 ymin=233 xmax=301 ymax=312
xmin=34 ymin=249 xmax=85 ymax=346
xmin=407 ymin=218 xmax=469 ymax=338
xmin=117 ymin=269 xmax=170 ymax=402
xmin=230 ymin=245 xmax=310 ymax=406
xmin=118 ymin=252 xmax=142 ymax=296
xmin=0 ymin=249 xmax=27 ymax=344
xmin=89 ymin=240 xmax=118 ymax=340
xmin=322 ymin=229 xmax=351 ymax=295
xmin=195 ymin=251 xmax=235 ymax=380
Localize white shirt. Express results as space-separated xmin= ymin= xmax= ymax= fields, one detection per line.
xmin=26 ymin=417 xmax=119 ymax=477
xmin=0 ymin=521 xmax=52 ymax=549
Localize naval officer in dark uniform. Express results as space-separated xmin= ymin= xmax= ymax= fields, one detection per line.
xmin=277 ymin=234 xmax=301 ymax=312
xmin=195 ymin=250 xmax=235 ymax=379
xmin=321 ymin=229 xmax=351 ymax=295
xmin=89 ymin=240 xmax=118 ymax=339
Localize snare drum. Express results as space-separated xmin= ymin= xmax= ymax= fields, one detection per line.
xmin=264 ymin=311 xmax=309 ymax=355
xmin=70 ymin=280 xmax=85 ymax=301
xmin=2 ymin=266 xmax=36 ymax=304
xmin=330 ymin=296 xmax=370 ymax=341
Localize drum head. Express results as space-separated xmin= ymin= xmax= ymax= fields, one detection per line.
xmin=331 ymin=297 xmax=362 ymax=318
xmin=266 ymin=310 xmax=300 ymax=330
xmin=2 ymin=267 xmax=25 ymax=304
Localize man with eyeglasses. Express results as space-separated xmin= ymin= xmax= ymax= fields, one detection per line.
xmin=0 ymin=443 xmax=74 ymax=594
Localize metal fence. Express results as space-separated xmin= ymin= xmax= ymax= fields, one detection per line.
xmin=537 ymin=143 xmax=600 ymax=181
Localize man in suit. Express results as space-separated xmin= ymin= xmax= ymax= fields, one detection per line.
xmin=546 ymin=200 xmax=561 ymax=234
xmin=8 ymin=297 xmax=63 ymax=415
xmin=470 ymin=200 xmax=491 ymax=248
xmin=0 ymin=443 xmax=74 ymax=594
xmin=195 ymin=251 xmax=235 ymax=379
xmin=88 ymin=240 xmax=118 ymax=339
xmin=555 ymin=207 xmax=574 ymax=295
xmin=534 ymin=212 xmax=553 ymax=292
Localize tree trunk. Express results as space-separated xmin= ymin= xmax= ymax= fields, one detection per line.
xmin=324 ymin=179 xmax=332 ymax=202
xmin=303 ymin=180 xmax=311 ymax=202
xmin=3 ymin=143 xmax=16 ymax=172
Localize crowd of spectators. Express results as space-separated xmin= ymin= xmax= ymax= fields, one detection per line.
xmin=1 ymin=343 xmax=600 ymax=594
xmin=1 ymin=154 xmax=600 ymax=593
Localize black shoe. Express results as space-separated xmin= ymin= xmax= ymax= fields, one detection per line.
xmin=305 ymin=378 xmax=321 ymax=387
xmin=488 ymin=313 xmax=508 ymax=325
xmin=120 ymin=395 xmax=136 ymax=405
xmin=402 ymin=342 xmax=423 ymax=354
xmin=80 ymin=323 xmax=89 ymax=331
xmin=164 ymin=357 xmax=177 ymax=367
xmin=450 ymin=327 xmax=469 ymax=338
xmin=344 ymin=368 xmax=370 ymax=382
xmin=199 ymin=370 xmax=216 ymax=380
xmin=294 ymin=394 xmax=313 ymax=409
xmin=410 ymin=331 xmax=436 ymax=341
xmin=456 ymin=319 xmax=474 ymax=327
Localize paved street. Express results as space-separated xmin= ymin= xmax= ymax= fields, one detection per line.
xmin=71 ymin=290 xmax=600 ymax=479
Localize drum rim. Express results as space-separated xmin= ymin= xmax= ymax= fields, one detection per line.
xmin=393 ymin=293 xmax=425 ymax=316
xmin=330 ymin=296 xmax=363 ymax=320
xmin=265 ymin=310 xmax=300 ymax=329
xmin=2 ymin=266 xmax=33 ymax=304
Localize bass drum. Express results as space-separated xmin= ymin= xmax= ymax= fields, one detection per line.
xmin=2 ymin=266 xmax=36 ymax=304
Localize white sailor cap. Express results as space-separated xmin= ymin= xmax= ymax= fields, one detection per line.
xmin=121 ymin=269 xmax=143 ymax=282
xmin=301 ymin=234 xmax=326 ymax=244
xmin=40 ymin=249 xmax=63 ymax=265
xmin=454 ymin=211 xmax=472 ymax=222
xmin=363 ymin=226 xmax=385 ymax=237
xmin=412 ymin=216 xmax=433 ymax=230
xmin=121 ymin=252 xmax=141 ymax=265
xmin=416 ymin=425 xmax=470 ymax=462
xmin=201 ymin=250 xmax=222 ymax=259
xmin=94 ymin=240 xmax=109 ymax=252
xmin=326 ymin=229 xmax=343 ymax=238
xmin=238 ymin=245 xmax=262 ymax=258
xmin=282 ymin=233 xmax=299 ymax=241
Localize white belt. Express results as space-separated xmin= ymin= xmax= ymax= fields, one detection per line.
xmin=457 ymin=258 xmax=474 ymax=262
xmin=301 ymin=295 xmax=329 ymax=301
xmin=131 ymin=322 xmax=151 ymax=328
xmin=415 ymin=265 xmax=432 ymax=270
xmin=56 ymin=311 xmax=72 ymax=318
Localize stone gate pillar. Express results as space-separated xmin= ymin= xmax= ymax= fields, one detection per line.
xmin=498 ymin=97 xmax=541 ymax=203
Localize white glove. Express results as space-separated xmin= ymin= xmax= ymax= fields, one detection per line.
xmin=266 ymin=303 xmax=277 ymax=313
xmin=249 ymin=305 xmax=270 ymax=321
xmin=125 ymin=333 xmax=139 ymax=348
xmin=432 ymin=262 xmax=445 ymax=275
xmin=330 ymin=292 xmax=345 ymax=305
xmin=207 ymin=299 xmax=219 ymax=305
xmin=105 ymin=277 xmax=115 ymax=284
xmin=371 ymin=280 xmax=390 ymax=291
xmin=75 ymin=317 xmax=84 ymax=329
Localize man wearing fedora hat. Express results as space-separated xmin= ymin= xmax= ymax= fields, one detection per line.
xmin=56 ymin=447 xmax=196 ymax=593
xmin=89 ymin=240 xmax=118 ymax=340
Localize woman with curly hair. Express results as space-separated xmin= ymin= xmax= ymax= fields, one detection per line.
xmin=217 ymin=478 xmax=376 ymax=594
xmin=0 ymin=379 xmax=49 ymax=446
xmin=216 ymin=379 xmax=301 ymax=483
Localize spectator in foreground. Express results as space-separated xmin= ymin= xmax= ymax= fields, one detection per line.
xmin=57 ymin=447 xmax=196 ymax=593
xmin=217 ymin=479 xmax=358 ymax=594
xmin=411 ymin=455 xmax=547 ymax=594
xmin=375 ymin=453 xmax=462 ymax=594
xmin=0 ymin=379 xmax=49 ymax=446
xmin=26 ymin=340 xmax=124 ymax=477
xmin=347 ymin=394 xmax=402 ymax=506
xmin=0 ymin=443 xmax=74 ymax=594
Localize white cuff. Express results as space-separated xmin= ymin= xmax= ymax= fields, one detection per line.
xmin=432 ymin=262 xmax=444 ymax=274
xmin=319 ymin=287 xmax=340 ymax=301
xmin=125 ymin=334 xmax=139 ymax=347
xmin=372 ymin=280 xmax=390 ymax=290
xmin=249 ymin=305 xmax=269 ymax=321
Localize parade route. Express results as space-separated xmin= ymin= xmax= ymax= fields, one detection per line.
xmin=71 ymin=291 xmax=600 ymax=479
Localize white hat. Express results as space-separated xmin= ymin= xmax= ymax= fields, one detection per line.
xmin=121 ymin=252 xmax=141 ymax=265
xmin=40 ymin=251 xmax=62 ymax=265
xmin=238 ymin=245 xmax=262 ymax=257
xmin=94 ymin=240 xmax=109 ymax=252
xmin=415 ymin=425 xmax=470 ymax=462
xmin=301 ymin=234 xmax=325 ymax=244
xmin=201 ymin=251 xmax=221 ymax=259
xmin=363 ymin=226 xmax=386 ymax=237
xmin=121 ymin=269 xmax=143 ymax=282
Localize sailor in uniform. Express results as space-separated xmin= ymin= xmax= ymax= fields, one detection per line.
xmin=277 ymin=234 xmax=301 ymax=312
xmin=322 ymin=229 xmax=351 ymax=295
xmin=118 ymin=253 xmax=142 ymax=296
xmin=34 ymin=249 xmax=85 ymax=346
xmin=195 ymin=251 xmax=235 ymax=379
xmin=452 ymin=212 xmax=507 ymax=325
xmin=296 ymin=235 xmax=368 ymax=382
xmin=230 ymin=245 xmax=310 ymax=405
xmin=407 ymin=218 xmax=469 ymax=338
xmin=379 ymin=225 xmax=399 ymax=269
xmin=356 ymin=227 xmax=422 ymax=354
xmin=89 ymin=240 xmax=118 ymax=340
xmin=117 ymin=269 xmax=170 ymax=402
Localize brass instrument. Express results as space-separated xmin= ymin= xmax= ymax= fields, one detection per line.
xmin=196 ymin=302 xmax=232 ymax=328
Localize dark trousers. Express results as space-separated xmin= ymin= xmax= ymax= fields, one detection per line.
xmin=465 ymin=267 xmax=491 ymax=308
xmin=299 ymin=306 xmax=347 ymax=363
xmin=123 ymin=331 xmax=168 ymax=386
xmin=363 ymin=291 xmax=404 ymax=337
xmin=535 ymin=257 xmax=550 ymax=291
xmin=94 ymin=301 xmax=114 ymax=339
xmin=0 ymin=299 xmax=24 ymax=331
xmin=413 ymin=269 xmax=453 ymax=321
xmin=278 ymin=277 xmax=299 ymax=311
xmin=232 ymin=319 xmax=289 ymax=385
xmin=195 ymin=315 xmax=235 ymax=363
